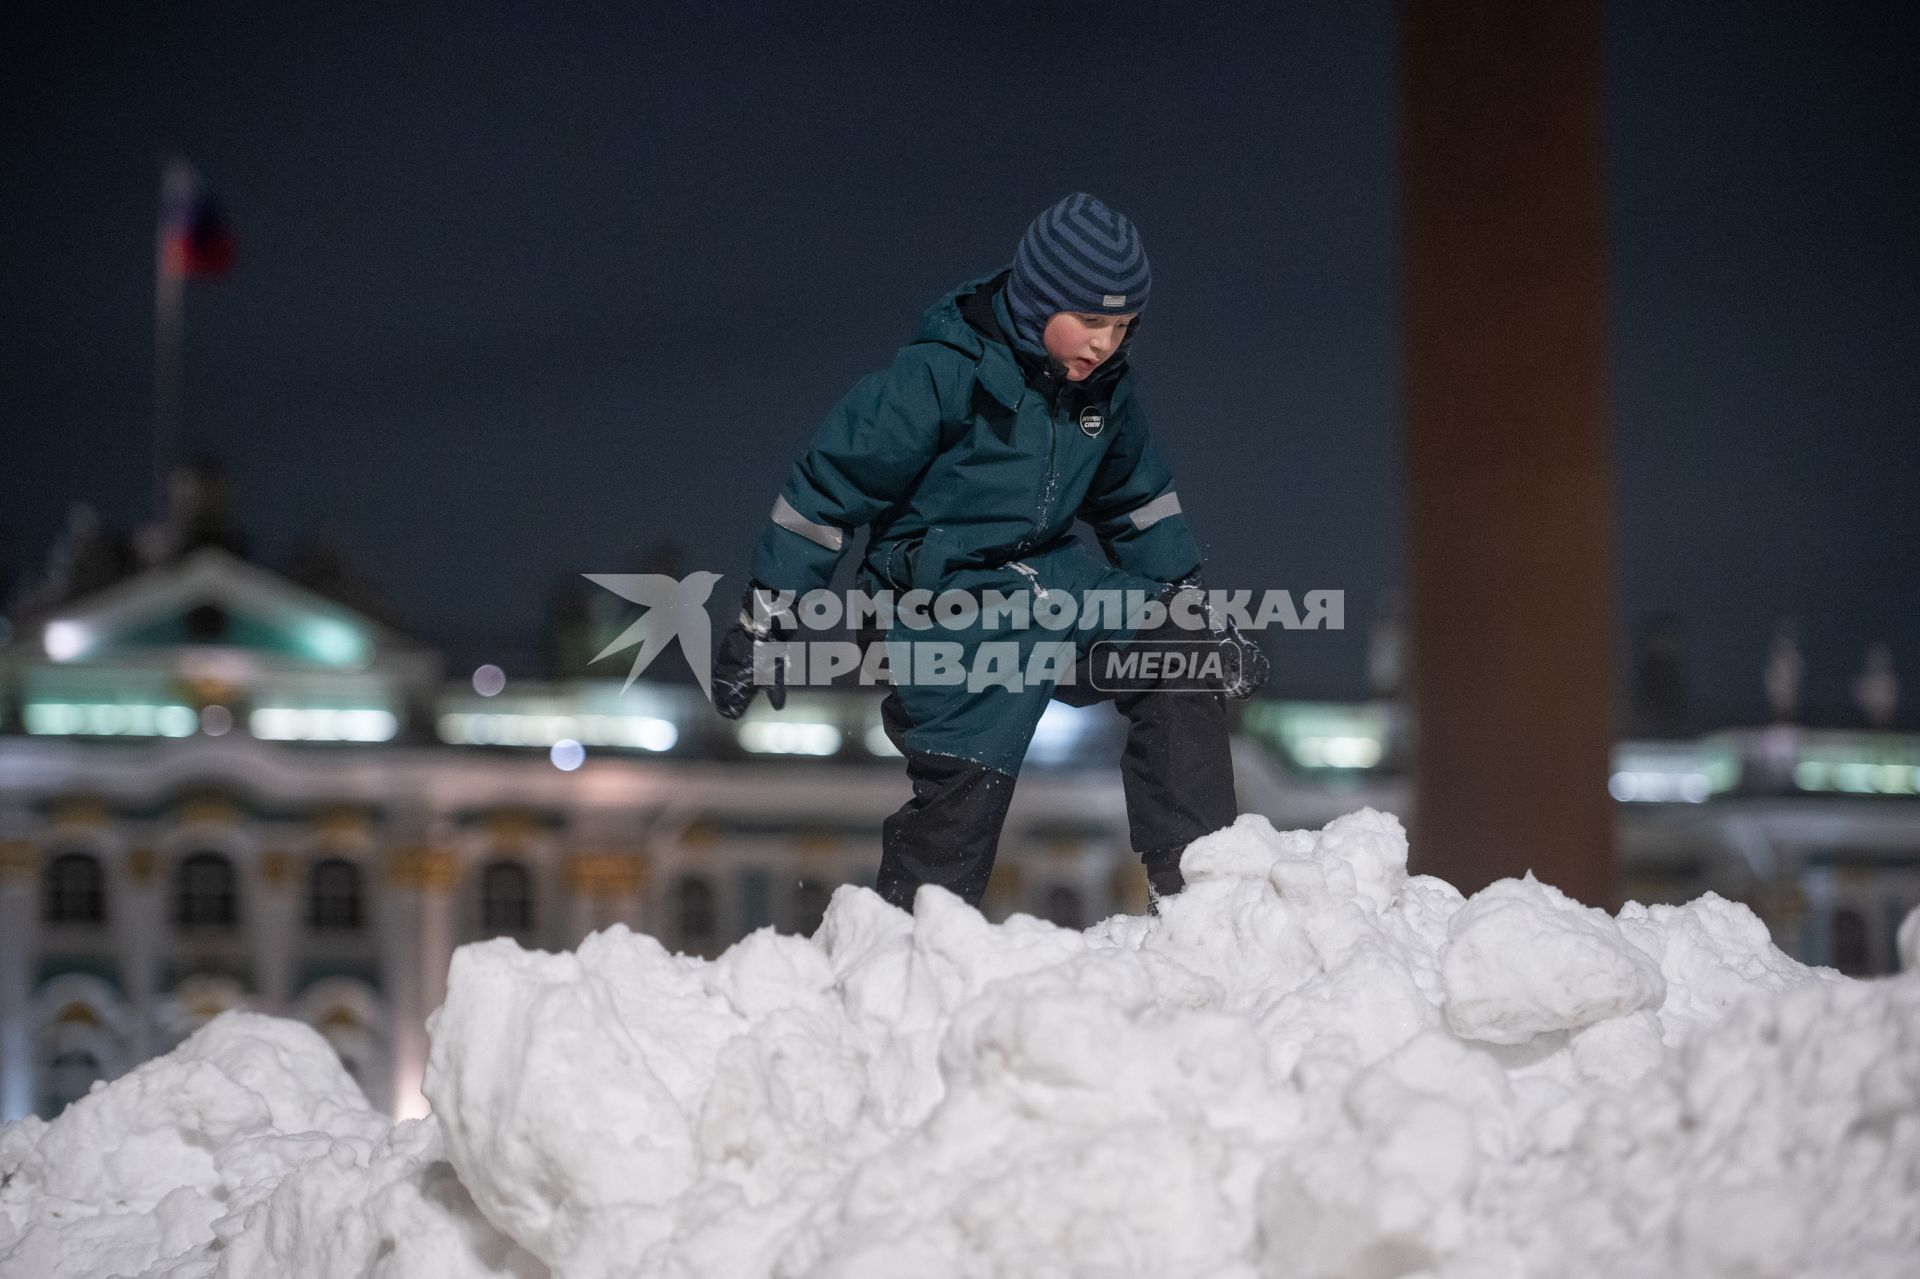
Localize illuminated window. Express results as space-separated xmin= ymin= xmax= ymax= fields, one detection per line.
xmin=174 ymin=852 xmax=239 ymax=930
xmin=675 ymin=875 xmax=716 ymax=949
xmin=43 ymin=852 xmax=107 ymax=925
xmin=307 ymin=858 xmax=364 ymax=930
xmin=480 ymin=860 xmax=533 ymax=932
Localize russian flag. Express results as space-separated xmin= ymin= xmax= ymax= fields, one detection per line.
xmin=160 ymin=160 xmax=234 ymax=279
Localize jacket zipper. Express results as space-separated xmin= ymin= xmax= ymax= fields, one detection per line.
xmin=1011 ymin=375 xmax=1066 ymax=557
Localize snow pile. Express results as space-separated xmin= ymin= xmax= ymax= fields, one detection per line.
xmin=0 ymin=1014 xmax=537 ymax=1279
xmin=5 ymin=810 xmax=1918 ymax=1278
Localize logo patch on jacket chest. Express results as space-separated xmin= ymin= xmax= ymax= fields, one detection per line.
xmin=1079 ymin=406 xmax=1105 ymax=438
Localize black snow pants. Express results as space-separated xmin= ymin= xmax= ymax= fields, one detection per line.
xmin=869 ymin=620 xmax=1239 ymax=912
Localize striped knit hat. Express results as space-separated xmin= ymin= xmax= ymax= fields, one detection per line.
xmin=1004 ymin=193 xmax=1151 ymax=352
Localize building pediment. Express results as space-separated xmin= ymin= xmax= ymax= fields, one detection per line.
xmin=4 ymin=550 xmax=439 ymax=741
xmin=27 ymin=549 xmax=406 ymax=672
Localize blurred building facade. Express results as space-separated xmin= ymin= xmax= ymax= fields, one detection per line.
xmin=2 ymin=548 xmax=1916 ymax=1121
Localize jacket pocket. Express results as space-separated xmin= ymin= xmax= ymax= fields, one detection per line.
xmin=909 ymin=529 xmax=955 ymax=592
xmin=883 ymin=536 xmax=923 ymax=591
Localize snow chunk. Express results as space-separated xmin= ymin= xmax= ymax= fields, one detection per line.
xmin=0 ymin=1013 xmax=388 ymax=1279
xmin=1441 ymin=873 xmax=1666 ymax=1044
xmin=422 ymin=932 xmax=724 ymax=1270
xmin=211 ymin=1118 xmax=544 ymax=1279
xmin=1613 ymin=890 xmax=1826 ymax=1043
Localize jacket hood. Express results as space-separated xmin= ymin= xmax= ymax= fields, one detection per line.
xmin=911 ymin=271 xmax=998 ymax=352
xmin=912 ymin=270 xmax=1133 ymax=412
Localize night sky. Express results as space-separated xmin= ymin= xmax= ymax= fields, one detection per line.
xmin=3 ymin=1 xmax=1914 ymax=723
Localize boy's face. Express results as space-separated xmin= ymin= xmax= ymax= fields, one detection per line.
xmin=1043 ymin=311 xmax=1138 ymax=381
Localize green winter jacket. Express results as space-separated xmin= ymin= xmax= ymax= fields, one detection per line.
xmin=748 ymin=271 xmax=1202 ymax=602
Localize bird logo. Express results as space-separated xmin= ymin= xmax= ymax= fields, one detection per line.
xmin=583 ymin=571 xmax=724 ymax=696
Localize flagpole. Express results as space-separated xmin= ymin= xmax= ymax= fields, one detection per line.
xmin=153 ymin=160 xmax=185 ymax=521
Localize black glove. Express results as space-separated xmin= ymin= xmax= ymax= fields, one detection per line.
xmin=1166 ymin=576 xmax=1270 ymax=701
xmin=711 ymin=582 xmax=795 ymax=720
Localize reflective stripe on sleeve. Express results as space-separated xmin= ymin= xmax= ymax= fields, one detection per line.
xmin=1127 ymin=490 xmax=1183 ymax=531
xmin=771 ymin=495 xmax=845 ymax=550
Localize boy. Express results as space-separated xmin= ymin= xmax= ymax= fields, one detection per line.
xmin=712 ymin=193 xmax=1267 ymax=912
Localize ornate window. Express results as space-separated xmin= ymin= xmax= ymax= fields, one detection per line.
xmin=160 ymin=975 xmax=247 ymax=1048
xmin=36 ymin=986 xmax=124 ymax=1120
xmin=174 ymin=851 xmax=240 ymax=930
xmin=675 ymin=874 xmax=717 ymax=949
xmin=43 ymin=1048 xmax=103 ymax=1118
xmin=1831 ymin=906 xmax=1871 ymax=976
xmin=790 ymin=877 xmax=832 ymax=936
xmin=480 ymin=860 xmax=533 ymax=932
xmin=307 ymin=858 xmax=364 ymax=930
xmin=43 ymin=852 xmax=107 ymax=925
xmin=297 ymin=979 xmax=387 ymax=1103
xmin=1043 ymin=885 xmax=1086 ymax=931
